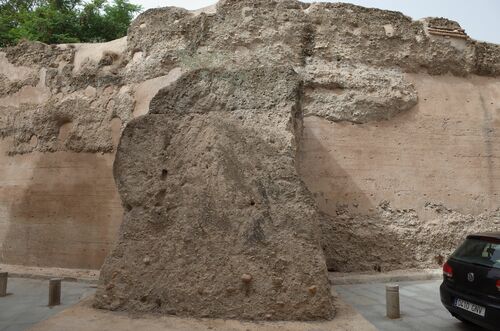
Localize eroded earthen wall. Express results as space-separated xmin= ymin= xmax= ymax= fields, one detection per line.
xmin=94 ymin=68 xmax=335 ymax=320
xmin=298 ymin=73 xmax=500 ymax=272
xmin=0 ymin=0 xmax=499 ymax=279
xmin=0 ymin=143 xmax=122 ymax=268
xmin=0 ymin=41 xmax=130 ymax=268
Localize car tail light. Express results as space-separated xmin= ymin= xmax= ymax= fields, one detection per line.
xmin=443 ymin=262 xmax=453 ymax=278
xmin=496 ymin=280 xmax=500 ymax=291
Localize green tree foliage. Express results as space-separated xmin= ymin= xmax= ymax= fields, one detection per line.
xmin=0 ymin=0 xmax=141 ymax=46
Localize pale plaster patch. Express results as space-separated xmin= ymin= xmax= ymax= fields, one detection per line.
xmin=84 ymin=86 xmax=97 ymax=98
xmin=37 ymin=68 xmax=47 ymax=88
xmin=191 ymin=4 xmax=216 ymax=16
xmin=0 ymin=85 xmax=50 ymax=107
xmin=110 ymin=117 xmax=122 ymax=148
xmin=72 ymin=37 xmax=127 ymax=73
xmin=131 ymin=51 xmax=144 ymax=63
xmin=0 ymin=52 xmax=34 ymax=81
xmin=133 ymin=67 xmax=184 ymax=117
xmin=384 ymin=24 xmax=394 ymax=37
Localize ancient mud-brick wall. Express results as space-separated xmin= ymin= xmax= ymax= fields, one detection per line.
xmin=0 ymin=40 xmax=132 ymax=268
xmin=94 ymin=0 xmax=499 ymax=321
xmin=299 ymin=74 xmax=500 ymax=273
xmin=0 ymin=0 xmax=499 ymax=286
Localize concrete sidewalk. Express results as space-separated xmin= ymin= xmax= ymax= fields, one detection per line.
xmin=28 ymin=293 xmax=377 ymax=331
xmin=6 ymin=271 xmax=482 ymax=331
xmin=0 ymin=264 xmax=99 ymax=284
xmin=336 ymin=280 xmax=486 ymax=331
xmin=0 ymin=278 xmax=95 ymax=331
xmin=1 ymin=275 xmax=377 ymax=331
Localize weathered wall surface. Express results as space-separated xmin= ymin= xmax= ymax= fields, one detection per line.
xmin=298 ymin=73 xmax=500 ymax=272
xmin=0 ymin=40 xmax=131 ymax=268
xmin=95 ymin=68 xmax=335 ymax=320
xmin=0 ymin=0 xmax=499 ymax=281
xmin=0 ymin=38 xmax=184 ymax=268
xmin=0 ymin=142 xmax=122 ymax=268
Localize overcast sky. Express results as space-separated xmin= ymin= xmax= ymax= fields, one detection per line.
xmin=128 ymin=0 xmax=500 ymax=44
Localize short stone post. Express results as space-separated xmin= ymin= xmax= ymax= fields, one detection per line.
xmin=386 ymin=284 xmax=400 ymax=319
xmin=0 ymin=272 xmax=7 ymax=297
xmin=48 ymin=278 xmax=62 ymax=306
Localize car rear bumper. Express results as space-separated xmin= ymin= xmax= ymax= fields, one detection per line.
xmin=440 ymin=281 xmax=500 ymax=331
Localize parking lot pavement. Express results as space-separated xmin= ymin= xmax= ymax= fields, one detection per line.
xmin=335 ymin=280 xmax=486 ymax=331
xmin=0 ymin=278 xmax=95 ymax=331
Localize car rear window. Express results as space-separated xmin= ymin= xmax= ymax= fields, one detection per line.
xmin=452 ymin=238 xmax=500 ymax=269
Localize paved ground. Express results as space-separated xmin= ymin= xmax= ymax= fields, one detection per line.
xmin=335 ymin=280 xmax=486 ymax=331
xmin=0 ymin=278 xmax=95 ymax=331
xmin=6 ymin=275 xmax=485 ymax=331
xmin=2 ymin=276 xmax=377 ymax=331
xmin=27 ymin=291 xmax=378 ymax=331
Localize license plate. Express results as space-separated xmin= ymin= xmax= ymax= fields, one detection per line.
xmin=454 ymin=298 xmax=486 ymax=317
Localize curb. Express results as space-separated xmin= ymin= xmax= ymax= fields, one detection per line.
xmin=0 ymin=264 xmax=99 ymax=284
xmin=4 ymin=272 xmax=98 ymax=284
xmin=330 ymin=268 xmax=442 ymax=285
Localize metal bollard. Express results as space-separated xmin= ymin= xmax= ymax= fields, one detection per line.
xmin=48 ymin=278 xmax=62 ymax=306
xmin=0 ymin=272 xmax=7 ymax=297
xmin=386 ymin=284 xmax=400 ymax=319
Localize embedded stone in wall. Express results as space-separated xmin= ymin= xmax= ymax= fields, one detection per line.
xmin=300 ymin=63 xmax=418 ymax=123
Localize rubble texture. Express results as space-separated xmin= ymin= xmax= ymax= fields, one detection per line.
xmin=0 ymin=40 xmax=132 ymax=155
xmin=297 ymin=73 xmax=500 ymax=273
xmin=322 ymin=203 xmax=500 ymax=272
xmin=0 ymin=0 xmax=499 ymax=321
xmin=2 ymin=0 xmax=500 ymax=154
xmin=94 ymin=68 xmax=335 ymax=320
